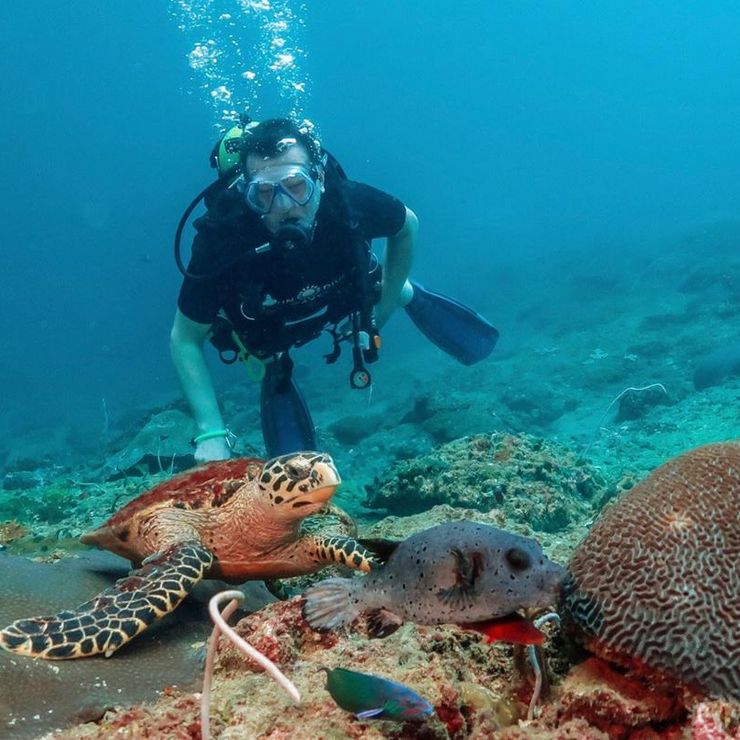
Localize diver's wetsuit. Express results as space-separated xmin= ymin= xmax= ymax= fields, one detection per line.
xmin=177 ymin=177 xmax=406 ymax=357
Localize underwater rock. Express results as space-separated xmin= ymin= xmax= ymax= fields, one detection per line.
xmin=1 ymin=470 xmax=40 ymax=491
xmin=102 ymin=409 xmax=197 ymax=477
xmin=693 ymin=340 xmax=740 ymax=389
xmin=327 ymin=410 xmax=388 ymax=446
xmin=563 ymin=442 xmax=740 ymax=701
xmin=499 ymin=385 xmax=567 ymax=428
xmin=366 ymin=433 xmax=605 ymax=533
xmin=613 ymin=382 xmax=671 ymax=421
xmin=690 ymin=699 xmax=740 ymax=738
xmin=552 ymin=657 xmax=685 ymax=734
xmin=639 ymin=311 xmax=688 ymax=331
xmin=399 ymin=389 xmax=501 ymax=444
xmin=0 ymin=520 xmax=28 ymax=546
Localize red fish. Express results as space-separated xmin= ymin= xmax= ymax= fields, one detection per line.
xmin=459 ymin=613 xmax=545 ymax=645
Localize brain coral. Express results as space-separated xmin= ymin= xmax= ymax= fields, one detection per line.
xmin=563 ymin=442 xmax=739 ymax=700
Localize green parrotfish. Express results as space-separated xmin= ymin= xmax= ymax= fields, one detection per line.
xmin=322 ymin=666 xmax=434 ymax=721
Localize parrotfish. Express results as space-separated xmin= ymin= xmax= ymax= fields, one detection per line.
xmin=322 ymin=666 xmax=434 ymax=721
xmin=303 ymin=521 xmax=564 ymax=636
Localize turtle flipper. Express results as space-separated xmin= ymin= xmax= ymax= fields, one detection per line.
xmin=315 ymin=502 xmax=358 ymax=537
xmin=311 ymin=535 xmax=381 ymax=573
xmin=0 ymin=541 xmax=213 ymax=660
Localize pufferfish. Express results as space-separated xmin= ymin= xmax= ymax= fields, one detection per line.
xmin=303 ymin=521 xmax=564 ymax=636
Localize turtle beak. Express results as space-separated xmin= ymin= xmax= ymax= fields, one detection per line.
xmin=282 ymin=454 xmax=341 ymax=510
xmin=302 ymin=481 xmax=339 ymax=505
xmin=297 ymin=457 xmax=341 ymax=505
xmin=286 ymin=480 xmax=337 ymax=512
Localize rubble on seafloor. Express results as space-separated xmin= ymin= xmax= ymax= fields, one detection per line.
xmin=48 ymin=596 xmax=541 ymax=739
xmin=47 ymin=596 xmax=740 ymax=739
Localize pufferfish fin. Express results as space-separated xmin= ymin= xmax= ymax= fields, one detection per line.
xmin=366 ymin=607 xmax=404 ymax=638
xmin=437 ymin=547 xmax=484 ymax=609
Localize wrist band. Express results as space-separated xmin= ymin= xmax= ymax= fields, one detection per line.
xmin=193 ymin=429 xmax=230 ymax=445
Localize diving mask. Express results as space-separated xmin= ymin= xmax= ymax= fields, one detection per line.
xmin=243 ymin=166 xmax=316 ymax=215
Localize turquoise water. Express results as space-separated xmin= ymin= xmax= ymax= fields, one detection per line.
xmin=0 ymin=3 xmax=738 ymax=736
xmin=1 ymin=1 xmax=739 ymax=442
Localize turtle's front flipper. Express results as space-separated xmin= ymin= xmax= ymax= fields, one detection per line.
xmin=0 ymin=541 xmax=213 ymax=660
xmin=315 ymin=503 xmax=358 ymax=537
xmin=311 ymin=535 xmax=381 ymax=573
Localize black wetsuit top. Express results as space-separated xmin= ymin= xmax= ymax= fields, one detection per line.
xmin=177 ymin=178 xmax=406 ymax=357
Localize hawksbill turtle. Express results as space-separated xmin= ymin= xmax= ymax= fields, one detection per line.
xmin=0 ymin=452 xmax=377 ymax=660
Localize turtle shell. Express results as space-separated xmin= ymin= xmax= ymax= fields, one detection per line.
xmin=103 ymin=458 xmax=263 ymax=529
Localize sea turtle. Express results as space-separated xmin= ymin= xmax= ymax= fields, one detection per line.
xmin=0 ymin=452 xmax=377 ymax=660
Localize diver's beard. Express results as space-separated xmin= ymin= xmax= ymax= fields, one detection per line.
xmin=265 ymin=218 xmax=317 ymax=251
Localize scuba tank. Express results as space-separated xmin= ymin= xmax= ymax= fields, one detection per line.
xmin=173 ymin=117 xmax=254 ymax=280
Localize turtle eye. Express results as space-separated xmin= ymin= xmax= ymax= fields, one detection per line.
xmin=505 ymin=547 xmax=531 ymax=572
xmin=284 ymin=458 xmax=310 ymax=481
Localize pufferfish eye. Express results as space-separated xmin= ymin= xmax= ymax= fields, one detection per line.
xmin=505 ymin=547 xmax=531 ymax=572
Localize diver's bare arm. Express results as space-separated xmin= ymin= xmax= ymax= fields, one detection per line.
xmin=376 ymin=207 xmax=418 ymax=327
xmin=169 ymin=309 xmax=225 ymax=435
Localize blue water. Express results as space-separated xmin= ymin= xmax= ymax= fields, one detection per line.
xmin=1 ymin=6 xmax=739 ymax=736
xmin=1 ymin=0 xmax=739 ymax=443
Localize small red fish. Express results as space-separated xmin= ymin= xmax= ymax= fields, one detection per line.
xmin=459 ymin=613 xmax=545 ymax=645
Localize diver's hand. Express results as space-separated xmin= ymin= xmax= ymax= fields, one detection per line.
xmin=195 ymin=436 xmax=232 ymax=464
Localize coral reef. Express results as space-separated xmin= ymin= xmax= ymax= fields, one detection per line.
xmin=47 ymin=594 xmax=739 ymax=739
xmin=563 ymin=442 xmax=740 ymax=700
xmin=0 ymin=520 xmax=28 ymax=546
xmin=102 ymin=409 xmax=198 ymax=476
xmin=51 ymin=597 xmax=540 ymax=739
xmin=365 ymin=433 xmax=607 ymax=532
xmin=691 ymin=700 xmax=740 ymax=739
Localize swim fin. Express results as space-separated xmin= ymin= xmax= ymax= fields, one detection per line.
xmin=404 ymin=281 xmax=499 ymax=365
xmin=260 ymin=355 xmax=317 ymax=457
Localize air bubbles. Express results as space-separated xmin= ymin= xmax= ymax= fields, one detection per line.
xmin=172 ymin=0 xmax=311 ymax=127
xmin=188 ymin=41 xmax=219 ymax=71
xmin=210 ymin=85 xmax=233 ymax=103
xmin=270 ymin=52 xmax=295 ymax=71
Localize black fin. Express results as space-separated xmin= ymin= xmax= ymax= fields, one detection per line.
xmin=357 ymin=537 xmax=402 ymax=563
xmin=437 ymin=548 xmax=484 ymax=609
xmin=366 ymin=608 xmax=404 ymax=638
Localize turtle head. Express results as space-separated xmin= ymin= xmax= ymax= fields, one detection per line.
xmin=256 ymin=452 xmax=341 ymax=522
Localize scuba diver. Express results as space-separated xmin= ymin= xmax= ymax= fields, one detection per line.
xmin=171 ymin=117 xmax=498 ymax=462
